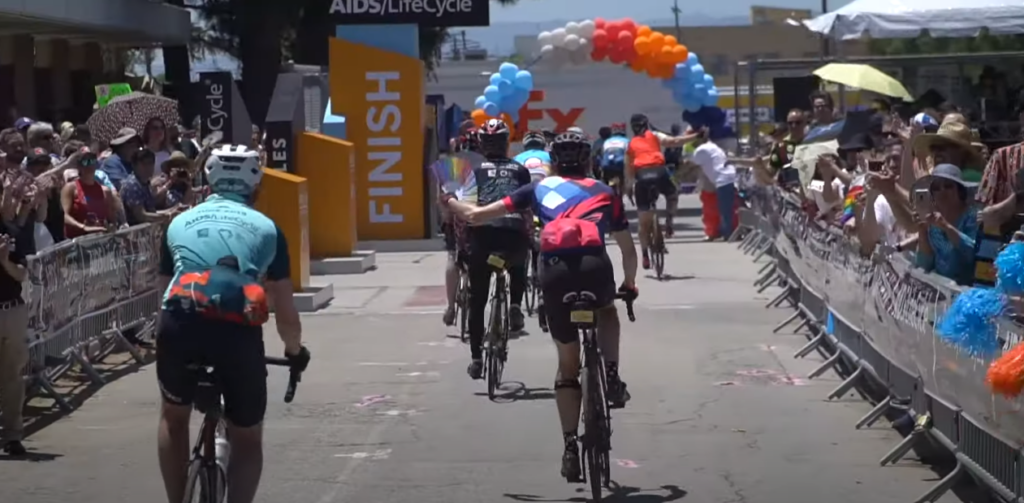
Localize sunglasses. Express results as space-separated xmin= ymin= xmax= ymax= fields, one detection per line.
xmin=79 ymin=157 xmax=97 ymax=167
xmin=787 ymin=120 xmax=804 ymax=126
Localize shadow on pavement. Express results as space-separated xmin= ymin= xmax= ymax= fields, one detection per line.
xmin=645 ymin=274 xmax=696 ymax=282
xmin=475 ymin=381 xmax=556 ymax=403
xmin=22 ymin=349 xmax=155 ymax=440
xmin=0 ymin=450 xmax=63 ymax=462
xmin=504 ymin=483 xmax=688 ymax=502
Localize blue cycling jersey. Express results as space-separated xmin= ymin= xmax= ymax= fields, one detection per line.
xmin=513 ymin=149 xmax=552 ymax=179
xmin=600 ymin=135 xmax=628 ymax=170
xmin=159 ymin=194 xmax=291 ymax=311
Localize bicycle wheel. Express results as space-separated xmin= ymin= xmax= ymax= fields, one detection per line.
xmin=182 ymin=458 xmax=212 ymax=503
xmin=458 ymin=274 xmax=469 ymax=343
xmin=524 ymin=267 xmax=536 ymax=316
xmin=652 ymin=221 xmax=665 ymax=280
xmin=486 ymin=285 xmax=507 ymax=400
xmin=581 ymin=358 xmax=609 ymax=500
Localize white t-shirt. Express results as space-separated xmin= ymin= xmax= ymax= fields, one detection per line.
xmin=691 ymin=142 xmax=736 ymax=188
xmin=153 ymin=149 xmax=172 ymax=171
xmin=873 ymin=194 xmax=900 ymax=246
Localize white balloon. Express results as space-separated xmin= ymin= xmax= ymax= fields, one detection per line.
xmin=578 ymin=20 xmax=596 ymax=38
xmin=539 ymin=44 xmax=555 ymax=56
xmin=569 ymin=48 xmax=588 ymax=65
xmin=537 ymin=31 xmax=552 ymax=45
xmin=565 ymin=22 xmax=580 ymax=36
xmin=577 ymin=38 xmax=590 ymax=51
xmin=549 ymin=28 xmax=567 ymax=46
xmin=563 ymin=34 xmax=581 ymax=51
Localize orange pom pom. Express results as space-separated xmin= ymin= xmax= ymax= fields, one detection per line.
xmin=987 ymin=342 xmax=1024 ymax=397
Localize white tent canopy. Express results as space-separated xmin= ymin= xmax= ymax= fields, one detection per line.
xmin=804 ymin=0 xmax=1024 ymax=40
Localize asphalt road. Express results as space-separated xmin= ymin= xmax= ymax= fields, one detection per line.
xmin=0 ymin=198 xmax=961 ymax=503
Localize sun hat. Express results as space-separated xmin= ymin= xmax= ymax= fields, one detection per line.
xmin=922 ymin=163 xmax=978 ymax=189
xmin=162 ymin=150 xmax=193 ymax=172
xmin=911 ymin=121 xmax=983 ymax=168
xmin=109 ymin=127 xmax=139 ymax=146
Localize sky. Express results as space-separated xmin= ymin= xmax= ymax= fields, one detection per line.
xmin=140 ymin=0 xmax=857 ymax=76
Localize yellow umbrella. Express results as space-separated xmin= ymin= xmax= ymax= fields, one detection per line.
xmin=812 ymin=63 xmax=913 ymax=101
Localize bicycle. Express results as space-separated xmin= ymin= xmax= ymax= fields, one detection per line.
xmin=484 ymin=253 xmax=513 ymax=400
xmin=641 ymin=183 xmax=667 ymax=280
xmin=565 ymin=288 xmax=637 ymax=502
xmin=524 ymin=219 xmax=541 ymax=319
xmin=181 ymin=356 xmax=304 ymax=503
xmin=456 ymin=261 xmax=470 ymax=343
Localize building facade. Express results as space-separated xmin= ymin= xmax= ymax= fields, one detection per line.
xmin=0 ymin=0 xmax=190 ymax=123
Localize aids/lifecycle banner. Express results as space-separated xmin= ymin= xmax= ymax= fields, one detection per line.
xmin=329 ymin=37 xmax=425 ymax=241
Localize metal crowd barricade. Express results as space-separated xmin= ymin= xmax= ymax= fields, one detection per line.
xmin=744 ymin=187 xmax=1024 ymax=503
xmin=17 ymin=224 xmax=162 ymax=412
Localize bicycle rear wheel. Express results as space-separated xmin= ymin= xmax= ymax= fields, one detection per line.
xmin=525 ymin=268 xmax=537 ymax=316
xmin=582 ymin=359 xmax=610 ymax=501
xmin=486 ymin=289 xmax=508 ymax=400
xmin=458 ymin=274 xmax=469 ymax=343
xmin=652 ymin=221 xmax=665 ymax=280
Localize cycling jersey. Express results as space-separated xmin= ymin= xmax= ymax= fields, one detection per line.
xmin=627 ymin=130 xmax=669 ymax=169
xmin=600 ymin=134 xmax=629 ymax=171
xmin=513 ymin=149 xmax=552 ymax=180
xmin=502 ymin=176 xmax=628 ymax=254
xmin=475 ymin=158 xmax=532 ymax=231
xmin=159 ymin=194 xmax=291 ymax=324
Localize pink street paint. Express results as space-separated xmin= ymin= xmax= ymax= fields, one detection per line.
xmin=355 ymin=395 xmax=391 ymax=407
xmin=614 ymin=459 xmax=640 ymax=468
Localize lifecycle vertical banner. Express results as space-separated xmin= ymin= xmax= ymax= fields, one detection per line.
xmin=329 ymin=37 xmax=425 ymax=241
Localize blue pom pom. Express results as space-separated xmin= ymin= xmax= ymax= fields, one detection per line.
xmin=937 ymin=287 xmax=1007 ymax=357
xmin=996 ymin=242 xmax=1024 ymax=295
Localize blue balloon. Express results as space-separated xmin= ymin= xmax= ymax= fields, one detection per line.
xmin=483 ymin=101 xmax=500 ymax=117
xmin=510 ymin=88 xmax=530 ymax=108
xmin=692 ymin=83 xmax=708 ymax=97
xmin=483 ymin=85 xmax=501 ymax=103
xmin=514 ymin=70 xmax=533 ymax=90
xmin=703 ymin=74 xmax=714 ymax=85
xmin=474 ymin=95 xmax=487 ymax=109
xmin=499 ymin=62 xmax=519 ymax=80
xmin=508 ymin=110 xmax=520 ymax=123
xmin=498 ymin=79 xmax=513 ymax=97
xmin=489 ymin=73 xmax=503 ymax=86
xmin=684 ymin=101 xmax=701 ymax=113
xmin=686 ymin=53 xmax=700 ymax=66
xmin=674 ymin=63 xmax=691 ymax=80
xmin=690 ymin=64 xmax=706 ymax=80
xmin=703 ymin=90 xmax=720 ymax=107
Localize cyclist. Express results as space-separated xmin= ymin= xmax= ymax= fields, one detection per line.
xmin=513 ymin=130 xmax=552 ymax=181
xmin=591 ymin=126 xmax=612 ymax=179
xmin=442 ymin=127 xmax=480 ymax=326
xmin=625 ymin=113 xmax=700 ymax=269
xmin=155 ymin=144 xmax=311 ymax=503
xmin=599 ymin=123 xmax=629 ymax=190
xmin=463 ymin=119 xmax=532 ymax=380
xmin=443 ymin=131 xmax=639 ymax=482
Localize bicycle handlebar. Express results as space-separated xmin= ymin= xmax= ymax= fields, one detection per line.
xmin=265 ymin=357 xmax=302 ymax=403
xmin=615 ymin=289 xmax=637 ymax=322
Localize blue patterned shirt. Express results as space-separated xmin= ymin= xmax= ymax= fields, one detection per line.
xmin=916 ymin=206 xmax=978 ymax=285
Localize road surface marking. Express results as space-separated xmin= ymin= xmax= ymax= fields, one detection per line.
xmin=396 ymin=371 xmax=441 ymax=377
xmin=615 ymin=459 xmax=640 ymax=468
xmin=334 ymin=449 xmax=391 ymax=460
xmin=355 ymin=395 xmax=391 ymax=407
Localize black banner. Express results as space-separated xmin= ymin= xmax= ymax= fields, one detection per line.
xmin=264 ymin=121 xmax=294 ymax=170
xmin=328 ymin=0 xmax=490 ymax=27
xmin=198 ymin=72 xmax=234 ymax=143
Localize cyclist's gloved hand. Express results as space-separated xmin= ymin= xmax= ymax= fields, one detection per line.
xmin=286 ymin=345 xmax=311 ymax=372
xmin=618 ymin=283 xmax=638 ymax=298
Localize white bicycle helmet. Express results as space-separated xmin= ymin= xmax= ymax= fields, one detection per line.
xmin=205 ymin=144 xmax=263 ymax=196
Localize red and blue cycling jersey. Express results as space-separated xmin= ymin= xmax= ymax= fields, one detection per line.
xmin=502 ymin=176 xmax=628 ymax=254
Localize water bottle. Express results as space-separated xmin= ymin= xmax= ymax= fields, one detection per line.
xmin=214 ymin=435 xmax=230 ymax=469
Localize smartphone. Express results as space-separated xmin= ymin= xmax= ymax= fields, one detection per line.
xmin=914 ymin=188 xmax=931 ymax=213
xmin=867 ymin=160 xmax=884 ymax=173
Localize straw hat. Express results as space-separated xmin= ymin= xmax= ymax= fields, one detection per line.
xmin=161 ymin=150 xmax=193 ymax=174
xmin=911 ymin=121 xmax=984 ymax=168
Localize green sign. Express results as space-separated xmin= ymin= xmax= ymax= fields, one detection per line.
xmin=95 ymin=83 xmax=132 ymax=108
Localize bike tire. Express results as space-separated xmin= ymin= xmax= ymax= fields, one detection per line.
xmin=652 ymin=223 xmax=665 ymax=280
xmin=182 ymin=458 xmax=211 ymax=503
xmin=581 ymin=363 xmax=606 ymax=501
xmin=486 ymin=291 xmax=505 ymax=400
xmin=458 ymin=276 xmax=469 ymax=343
xmin=524 ymin=274 xmax=536 ymax=316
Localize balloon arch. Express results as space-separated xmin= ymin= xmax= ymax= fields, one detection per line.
xmin=469 ymin=17 xmax=730 ymax=136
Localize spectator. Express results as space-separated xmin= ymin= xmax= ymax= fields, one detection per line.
xmin=70 ymin=124 xmax=91 ymax=145
xmin=761 ymin=109 xmax=806 ymax=179
xmin=691 ymin=127 xmax=738 ymax=240
xmin=13 ymin=117 xmax=31 ymax=138
xmin=23 ymin=149 xmax=54 ymax=250
xmin=0 ymin=229 xmax=29 ymax=457
xmin=120 ymin=149 xmax=175 ymax=226
xmin=25 ymin=122 xmax=55 ymax=155
xmin=914 ymin=164 xmax=978 ymax=284
xmin=159 ymin=151 xmax=197 ymax=208
xmin=904 ymin=121 xmax=983 ymax=187
xmin=142 ymin=117 xmax=173 ymax=169
xmin=809 ymin=90 xmax=837 ymax=127
xmin=100 ymin=128 xmax=141 ymax=190
xmin=870 ymin=98 xmax=891 ymax=114
xmin=62 ymin=147 xmax=116 ymax=239
xmin=977 ymin=100 xmax=1024 ymax=214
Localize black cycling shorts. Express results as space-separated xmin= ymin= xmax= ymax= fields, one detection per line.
xmin=540 ymin=251 xmax=616 ymax=345
xmin=442 ymin=220 xmax=457 ymax=253
xmin=601 ymin=167 xmax=624 ymax=188
xmin=156 ymin=312 xmax=268 ymax=428
xmin=633 ymin=166 xmax=678 ymax=211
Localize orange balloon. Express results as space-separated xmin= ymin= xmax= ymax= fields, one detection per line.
xmin=664 ymin=35 xmax=678 ymax=46
xmin=658 ymin=63 xmax=675 ymax=79
xmin=637 ymin=25 xmax=652 ymax=38
xmin=633 ymin=36 xmax=651 ymax=55
xmin=471 ymin=109 xmax=488 ymax=126
xmin=629 ymin=58 xmax=645 ymax=72
xmin=648 ymin=32 xmax=665 ymax=52
xmin=671 ymin=44 xmax=689 ymax=63
xmin=659 ymin=45 xmax=675 ymax=63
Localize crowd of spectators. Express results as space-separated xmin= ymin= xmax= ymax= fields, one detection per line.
xmin=744 ymin=88 xmax=1024 ymax=288
xmin=0 ymin=115 xmax=211 ymax=457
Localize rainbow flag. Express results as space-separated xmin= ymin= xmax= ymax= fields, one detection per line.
xmin=841 ymin=185 xmax=863 ymax=225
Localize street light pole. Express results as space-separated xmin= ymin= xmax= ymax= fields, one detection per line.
xmin=820 ymin=0 xmax=830 ymax=57
xmin=671 ymin=0 xmax=682 ymax=38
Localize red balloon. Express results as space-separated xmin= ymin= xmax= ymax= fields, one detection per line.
xmin=620 ymin=44 xmax=638 ymax=63
xmin=605 ymin=21 xmax=620 ymax=37
xmin=591 ymin=29 xmax=609 ymax=48
xmin=617 ymin=31 xmax=634 ymax=46
xmin=620 ymin=18 xmax=637 ymax=35
xmin=590 ymin=47 xmax=608 ymax=61
xmin=594 ymin=18 xmax=606 ymax=29
xmin=609 ymin=51 xmax=625 ymax=65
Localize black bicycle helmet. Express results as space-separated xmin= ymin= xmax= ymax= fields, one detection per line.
xmin=522 ymin=130 xmax=547 ymax=151
xmin=477 ymin=118 xmax=511 ymax=157
xmin=629 ymin=113 xmax=649 ymax=135
xmin=550 ymin=131 xmax=591 ymax=175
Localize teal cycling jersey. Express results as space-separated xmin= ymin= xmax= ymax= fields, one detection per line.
xmin=159 ymin=194 xmax=291 ymax=311
xmin=513 ymin=149 xmax=552 ymax=180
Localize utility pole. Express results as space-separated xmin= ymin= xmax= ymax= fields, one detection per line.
xmin=820 ymin=0 xmax=830 ymax=57
xmin=671 ymin=0 xmax=681 ymax=38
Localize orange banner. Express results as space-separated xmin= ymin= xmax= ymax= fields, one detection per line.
xmin=329 ymin=37 xmax=425 ymax=241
